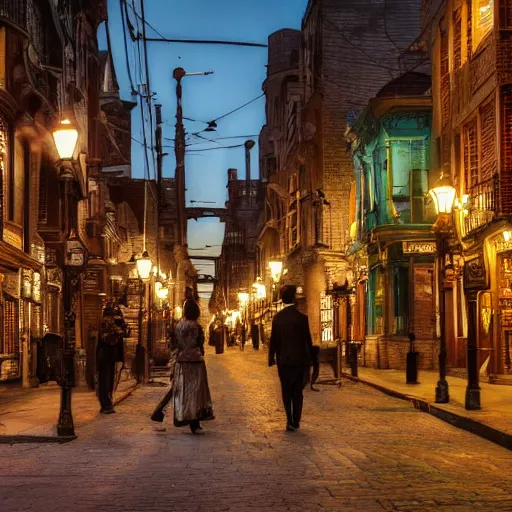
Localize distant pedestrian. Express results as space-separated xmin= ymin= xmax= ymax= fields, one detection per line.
xmin=269 ymin=285 xmax=316 ymax=431
xmin=172 ymin=300 xmax=215 ymax=433
xmin=97 ymin=301 xmax=130 ymax=414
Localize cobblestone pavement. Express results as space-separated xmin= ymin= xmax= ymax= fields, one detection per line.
xmin=2 ymin=347 xmax=512 ymax=512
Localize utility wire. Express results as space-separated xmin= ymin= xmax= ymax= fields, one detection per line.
xmin=185 ymin=143 xmax=245 ymax=152
xmin=212 ymin=94 xmax=264 ymax=123
xmin=119 ymin=0 xmax=138 ymax=95
xmin=144 ymin=37 xmax=267 ymax=48
xmin=124 ymin=0 xmax=167 ymax=40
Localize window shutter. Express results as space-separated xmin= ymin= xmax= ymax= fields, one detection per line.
xmin=501 ymin=86 xmax=512 ymax=214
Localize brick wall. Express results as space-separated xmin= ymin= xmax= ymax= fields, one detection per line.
xmin=363 ymin=335 xmax=438 ymax=370
xmin=320 ymin=0 xmax=423 ymax=250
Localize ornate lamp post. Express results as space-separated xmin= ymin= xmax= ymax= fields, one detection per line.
xmin=135 ymin=250 xmax=153 ymax=383
xmin=269 ymin=261 xmax=283 ymax=313
xmin=429 ymin=168 xmax=457 ymax=404
xmin=53 ymin=118 xmax=86 ymax=437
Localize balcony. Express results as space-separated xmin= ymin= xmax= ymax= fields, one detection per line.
xmin=462 ymin=175 xmax=498 ymax=236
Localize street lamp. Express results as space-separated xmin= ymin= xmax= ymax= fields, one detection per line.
xmin=53 ymin=117 xmax=83 ymax=437
xmin=137 ymin=250 xmax=153 ymax=280
xmin=269 ymin=261 xmax=283 ymax=283
xmin=429 ymin=167 xmax=457 ymax=404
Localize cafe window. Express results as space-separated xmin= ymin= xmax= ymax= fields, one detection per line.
xmin=473 ymin=0 xmax=494 ymax=51
xmin=1 ymin=296 xmax=19 ymax=355
xmin=393 ymin=266 xmax=409 ymax=335
xmin=500 ymin=0 xmax=512 ymax=28
xmin=320 ymin=292 xmax=333 ymax=343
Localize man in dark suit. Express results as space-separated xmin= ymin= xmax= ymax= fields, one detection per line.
xmin=269 ymin=285 xmax=316 ymax=431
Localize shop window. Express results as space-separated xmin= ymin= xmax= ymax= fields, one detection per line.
xmin=320 ymin=292 xmax=333 ymax=343
xmin=453 ymin=8 xmax=462 ymax=70
xmin=367 ymin=268 xmax=383 ymax=335
xmin=1 ymin=296 xmax=19 ymax=355
xmin=464 ymin=119 xmax=479 ymax=189
xmin=472 ymin=0 xmax=494 ymax=51
xmin=500 ymin=0 xmax=512 ymax=28
xmin=393 ymin=266 xmax=409 ymax=335
xmin=390 ymin=140 xmax=429 ymax=224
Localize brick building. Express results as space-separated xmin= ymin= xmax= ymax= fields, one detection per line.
xmin=422 ymin=0 xmax=512 ymax=382
xmin=257 ymin=1 xmax=425 ymax=345
xmin=0 ymin=0 xmax=108 ymax=384
xmin=346 ymin=71 xmax=438 ymax=370
xmin=218 ymin=164 xmax=262 ymax=312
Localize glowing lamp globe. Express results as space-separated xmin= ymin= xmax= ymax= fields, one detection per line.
xmin=253 ymin=281 xmax=267 ymax=299
xmin=53 ymin=119 xmax=79 ymax=160
xmin=238 ymin=292 xmax=249 ymax=305
xmin=269 ymin=261 xmax=283 ymax=283
xmin=156 ymin=286 xmax=169 ymax=300
xmin=429 ymin=170 xmax=457 ymax=215
xmin=136 ymin=250 xmax=153 ymax=280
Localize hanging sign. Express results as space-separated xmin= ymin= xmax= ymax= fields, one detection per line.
xmin=402 ymin=241 xmax=437 ymax=254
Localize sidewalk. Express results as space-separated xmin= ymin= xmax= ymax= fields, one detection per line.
xmin=343 ymin=367 xmax=512 ymax=450
xmin=0 ymin=378 xmax=138 ymax=442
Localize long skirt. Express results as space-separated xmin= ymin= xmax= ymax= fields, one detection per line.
xmin=173 ymin=361 xmax=215 ymax=427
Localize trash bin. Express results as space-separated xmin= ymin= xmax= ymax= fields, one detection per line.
xmin=251 ymin=323 xmax=259 ymax=350
xmin=215 ymin=327 xmax=225 ymax=354
xmin=406 ymin=333 xmax=419 ymax=384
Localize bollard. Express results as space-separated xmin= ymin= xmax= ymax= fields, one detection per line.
xmin=349 ymin=342 xmax=358 ymax=377
xmin=406 ymin=332 xmax=419 ymax=384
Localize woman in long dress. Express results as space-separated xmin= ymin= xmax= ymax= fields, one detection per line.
xmin=173 ymin=300 xmax=215 ymax=433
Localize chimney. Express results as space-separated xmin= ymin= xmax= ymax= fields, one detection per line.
xmin=244 ymin=140 xmax=255 ymax=198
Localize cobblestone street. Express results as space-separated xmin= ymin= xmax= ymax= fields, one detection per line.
xmin=1 ymin=347 xmax=512 ymax=512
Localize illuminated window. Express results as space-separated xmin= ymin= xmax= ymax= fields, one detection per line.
xmin=472 ymin=0 xmax=494 ymax=51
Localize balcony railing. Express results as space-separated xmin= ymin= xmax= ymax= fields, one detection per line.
xmin=0 ymin=0 xmax=27 ymax=31
xmin=462 ymin=175 xmax=498 ymax=236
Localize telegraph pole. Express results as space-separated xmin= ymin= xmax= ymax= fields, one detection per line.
xmin=172 ymin=68 xmax=213 ymax=302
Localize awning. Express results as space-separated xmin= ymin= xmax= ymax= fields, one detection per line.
xmin=0 ymin=240 xmax=43 ymax=273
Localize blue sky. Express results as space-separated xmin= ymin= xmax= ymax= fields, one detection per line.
xmin=100 ymin=0 xmax=307 ymax=274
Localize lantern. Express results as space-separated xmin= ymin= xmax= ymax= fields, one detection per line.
xmin=269 ymin=261 xmax=283 ymax=283
xmin=136 ymin=250 xmax=152 ymax=280
xmin=429 ymin=171 xmax=457 ymax=215
xmin=53 ymin=119 xmax=79 ymax=160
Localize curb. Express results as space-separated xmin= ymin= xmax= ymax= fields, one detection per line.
xmin=0 ymin=435 xmax=77 ymax=445
xmin=343 ymin=372 xmax=512 ymax=452
xmin=0 ymin=383 xmax=140 ymax=445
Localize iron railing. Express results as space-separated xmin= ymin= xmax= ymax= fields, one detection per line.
xmin=462 ymin=174 xmax=498 ymax=236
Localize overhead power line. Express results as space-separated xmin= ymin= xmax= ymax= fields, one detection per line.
xmin=145 ymin=37 xmax=267 ymax=48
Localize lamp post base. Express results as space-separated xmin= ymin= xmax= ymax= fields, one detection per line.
xmin=57 ymin=385 xmax=75 ymax=437
xmin=435 ymin=380 xmax=450 ymax=403
xmin=465 ymin=387 xmax=481 ymax=410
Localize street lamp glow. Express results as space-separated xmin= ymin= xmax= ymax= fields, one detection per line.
xmin=504 ymin=231 xmax=512 ymax=242
xmin=137 ymin=250 xmax=153 ymax=280
xmin=156 ymin=286 xmax=169 ymax=300
xmin=238 ymin=292 xmax=249 ymax=305
xmin=269 ymin=261 xmax=283 ymax=283
xmin=253 ymin=281 xmax=267 ymax=299
xmin=53 ymin=119 xmax=79 ymax=160
xmin=429 ymin=171 xmax=457 ymax=215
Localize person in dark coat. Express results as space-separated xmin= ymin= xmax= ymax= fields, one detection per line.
xmin=97 ymin=301 xmax=130 ymax=414
xmin=269 ymin=285 xmax=316 ymax=431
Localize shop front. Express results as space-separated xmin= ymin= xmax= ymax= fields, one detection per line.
xmin=0 ymin=241 xmax=44 ymax=384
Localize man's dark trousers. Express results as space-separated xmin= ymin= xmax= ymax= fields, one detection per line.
xmin=278 ymin=364 xmax=306 ymax=427
xmin=97 ymin=345 xmax=115 ymax=411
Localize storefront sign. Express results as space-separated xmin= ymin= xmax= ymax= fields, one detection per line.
xmin=83 ymin=271 xmax=100 ymax=293
xmin=495 ymin=239 xmax=512 ymax=254
xmin=464 ymin=251 xmax=489 ymax=291
xmin=32 ymin=272 xmax=41 ymax=303
xmin=45 ymin=249 xmax=58 ymax=267
xmin=22 ymin=269 xmax=33 ymax=299
xmin=402 ymin=241 xmax=437 ymax=254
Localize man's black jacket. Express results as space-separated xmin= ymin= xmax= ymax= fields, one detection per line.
xmin=269 ymin=305 xmax=315 ymax=367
